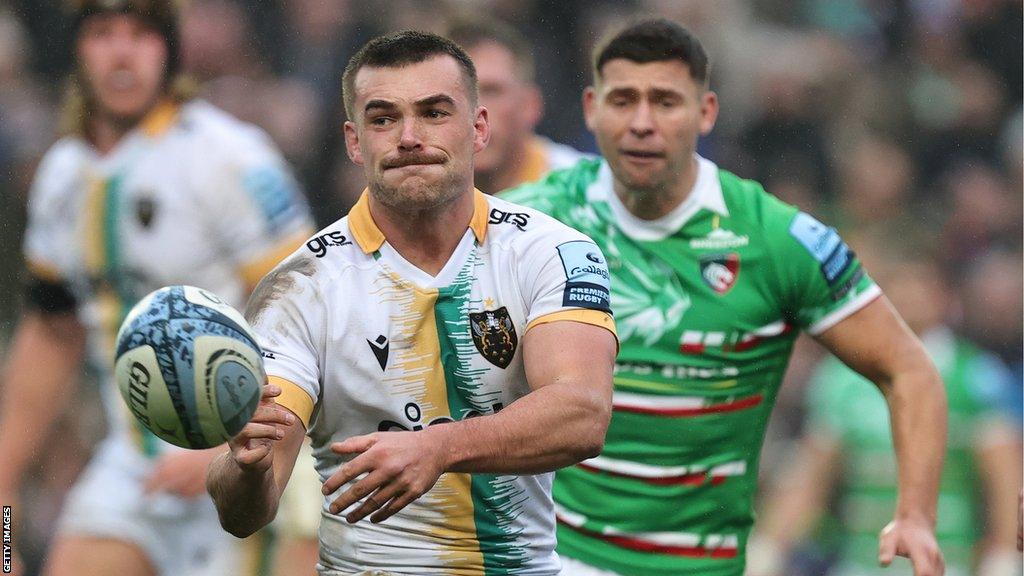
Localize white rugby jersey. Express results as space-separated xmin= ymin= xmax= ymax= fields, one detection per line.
xmin=23 ymin=99 xmax=314 ymax=458
xmin=249 ymin=190 xmax=617 ymax=575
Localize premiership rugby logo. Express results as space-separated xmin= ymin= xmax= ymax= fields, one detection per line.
xmin=469 ymin=307 xmax=517 ymax=369
xmin=700 ymin=253 xmax=740 ymax=295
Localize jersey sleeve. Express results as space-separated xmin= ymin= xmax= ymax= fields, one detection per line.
xmin=516 ymin=222 xmax=616 ymax=339
xmin=198 ymin=130 xmax=315 ymax=288
xmin=22 ymin=146 xmax=78 ymax=313
xmin=245 ymin=257 xmax=323 ymax=428
xmin=766 ymin=209 xmax=881 ymax=335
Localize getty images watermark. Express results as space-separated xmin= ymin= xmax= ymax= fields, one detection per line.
xmin=2 ymin=505 xmax=10 ymax=574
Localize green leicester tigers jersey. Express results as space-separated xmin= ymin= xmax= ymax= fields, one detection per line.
xmin=502 ymin=157 xmax=880 ymax=576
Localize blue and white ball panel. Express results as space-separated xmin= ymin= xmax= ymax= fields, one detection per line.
xmin=115 ymin=285 xmax=264 ymax=449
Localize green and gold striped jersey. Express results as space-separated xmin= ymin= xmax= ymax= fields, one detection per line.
xmin=253 ymin=190 xmax=617 ymax=574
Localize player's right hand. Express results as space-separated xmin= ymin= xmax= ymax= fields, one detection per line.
xmin=878 ymin=518 xmax=945 ymax=576
xmin=227 ymin=383 xmax=294 ymax=473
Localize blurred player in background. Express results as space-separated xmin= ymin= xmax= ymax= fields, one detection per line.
xmin=445 ymin=14 xmax=589 ymax=193
xmin=750 ymin=242 xmax=1023 ymax=576
xmin=207 ymin=30 xmax=617 ymax=575
xmin=0 ymin=1 xmax=313 ymax=575
xmin=504 ymin=18 xmax=947 ymax=576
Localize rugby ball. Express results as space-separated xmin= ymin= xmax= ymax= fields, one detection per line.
xmin=114 ymin=285 xmax=265 ymax=449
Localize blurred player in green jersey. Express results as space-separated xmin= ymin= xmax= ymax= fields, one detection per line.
xmin=751 ymin=243 xmax=1022 ymax=576
xmin=503 ymin=18 xmax=947 ymax=576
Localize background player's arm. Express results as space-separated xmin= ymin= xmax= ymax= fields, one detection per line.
xmin=974 ymin=420 xmax=1023 ymax=572
xmin=746 ymin=433 xmax=842 ymax=576
xmin=815 ymin=295 xmax=946 ymax=573
xmin=324 ymin=319 xmax=615 ymax=524
xmin=0 ymin=310 xmax=86 ymax=500
xmin=207 ymin=384 xmax=305 ymax=537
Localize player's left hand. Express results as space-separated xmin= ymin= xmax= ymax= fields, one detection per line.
xmin=322 ymin=430 xmax=447 ymax=524
xmin=144 ymin=447 xmax=225 ymax=498
xmin=878 ymin=517 xmax=945 ymax=576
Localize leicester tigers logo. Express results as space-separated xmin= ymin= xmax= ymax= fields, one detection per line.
xmin=469 ymin=307 xmax=517 ymax=369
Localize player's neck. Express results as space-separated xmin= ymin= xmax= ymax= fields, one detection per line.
xmin=614 ymin=156 xmax=699 ymax=221
xmin=88 ymin=116 xmax=136 ymax=154
xmin=368 ymin=190 xmax=476 ymax=276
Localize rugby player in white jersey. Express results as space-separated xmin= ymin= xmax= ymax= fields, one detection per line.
xmin=445 ymin=15 xmax=591 ymax=193
xmin=0 ymin=2 xmax=313 ymax=575
xmin=207 ymin=30 xmax=618 ymax=575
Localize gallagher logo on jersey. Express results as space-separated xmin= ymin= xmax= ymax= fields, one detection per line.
xmin=470 ymin=307 xmax=518 ymax=369
xmin=556 ymin=240 xmax=612 ymax=312
xmin=700 ymin=253 xmax=740 ymax=294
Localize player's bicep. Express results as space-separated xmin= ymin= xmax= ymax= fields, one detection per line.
xmin=522 ymin=320 xmax=616 ymax=394
xmin=814 ymin=296 xmax=928 ymax=393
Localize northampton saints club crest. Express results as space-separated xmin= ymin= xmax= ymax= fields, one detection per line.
xmin=469 ymin=307 xmax=518 ymax=368
xmin=700 ymin=253 xmax=740 ymax=294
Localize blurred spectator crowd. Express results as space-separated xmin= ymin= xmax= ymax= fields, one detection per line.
xmin=0 ymin=0 xmax=1019 ymax=574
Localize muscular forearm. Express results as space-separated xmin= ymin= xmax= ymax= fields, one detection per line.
xmin=883 ymin=362 xmax=946 ymax=524
xmin=206 ymin=452 xmax=280 ymax=537
xmin=428 ymin=377 xmax=610 ymax=475
xmin=0 ymin=314 xmax=84 ymax=492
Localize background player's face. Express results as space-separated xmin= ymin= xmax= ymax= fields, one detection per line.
xmin=584 ymin=58 xmax=717 ymax=193
xmin=344 ymin=55 xmax=489 ymax=211
xmin=467 ymin=41 xmax=542 ymax=177
xmin=77 ymin=13 xmax=168 ymax=124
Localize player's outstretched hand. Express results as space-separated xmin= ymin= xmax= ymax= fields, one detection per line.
xmin=144 ymin=447 xmax=224 ymax=498
xmin=323 ymin=430 xmax=447 ymax=524
xmin=878 ymin=518 xmax=945 ymax=576
xmin=227 ymin=383 xmax=295 ymax=474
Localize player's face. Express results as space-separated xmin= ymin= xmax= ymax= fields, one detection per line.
xmin=468 ymin=42 xmax=541 ymax=176
xmin=77 ymin=13 xmax=168 ymax=124
xmin=344 ymin=55 xmax=489 ymax=212
xmin=584 ymin=58 xmax=718 ymax=193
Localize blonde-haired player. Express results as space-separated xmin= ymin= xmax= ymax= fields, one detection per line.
xmin=0 ymin=2 xmax=313 ymax=575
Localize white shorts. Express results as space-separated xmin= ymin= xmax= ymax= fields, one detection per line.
xmin=558 ymin=555 xmax=623 ymax=576
xmin=56 ymin=437 xmax=234 ymax=576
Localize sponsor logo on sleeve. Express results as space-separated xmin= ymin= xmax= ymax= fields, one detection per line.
xmin=556 ymin=240 xmax=611 ymax=311
xmin=788 ymin=212 xmax=854 ymax=285
xmin=243 ymin=166 xmax=301 ymax=231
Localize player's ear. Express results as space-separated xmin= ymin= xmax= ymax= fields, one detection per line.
xmin=699 ymin=90 xmax=719 ymax=136
xmin=582 ymin=86 xmax=598 ymax=132
xmin=473 ymin=106 xmax=490 ymax=153
xmin=343 ymin=121 xmax=363 ymax=165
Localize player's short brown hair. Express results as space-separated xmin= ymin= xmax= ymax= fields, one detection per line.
xmin=592 ymin=18 xmax=709 ymax=86
xmin=342 ymin=30 xmax=478 ymax=121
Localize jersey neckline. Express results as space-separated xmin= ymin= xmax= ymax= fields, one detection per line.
xmin=587 ymin=155 xmax=728 ymax=242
